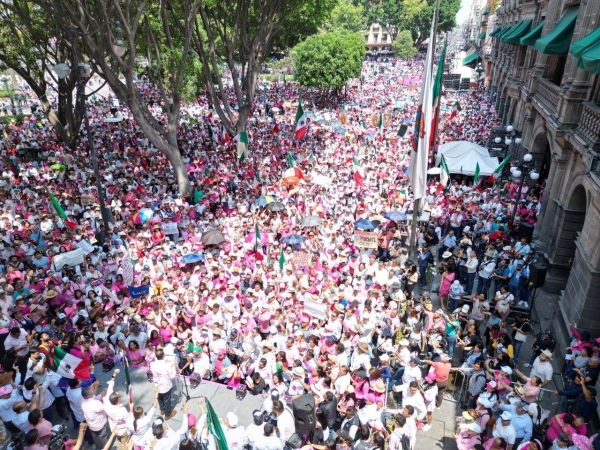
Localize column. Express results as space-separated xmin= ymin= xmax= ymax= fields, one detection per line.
xmin=534 ymin=156 xmax=567 ymax=250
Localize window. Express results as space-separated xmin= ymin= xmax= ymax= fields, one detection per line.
xmin=544 ymin=54 xmax=567 ymax=86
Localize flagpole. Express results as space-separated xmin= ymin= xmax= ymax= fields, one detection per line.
xmin=431 ymin=35 xmax=447 ymax=163
xmin=409 ymin=0 xmax=441 ymax=258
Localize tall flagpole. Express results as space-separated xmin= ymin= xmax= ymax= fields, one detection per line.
xmin=431 ymin=35 xmax=447 ymax=163
xmin=409 ymin=0 xmax=442 ymax=258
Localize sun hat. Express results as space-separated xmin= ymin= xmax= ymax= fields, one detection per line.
xmin=399 ymin=338 xmax=409 ymax=346
xmin=371 ymin=380 xmax=386 ymax=393
xmin=500 ymin=411 xmax=512 ymax=421
xmin=466 ymin=423 xmax=482 ymax=433
xmin=462 ymin=411 xmax=474 ymax=421
xmin=358 ymin=342 xmax=369 ymax=352
xmin=293 ymin=367 xmax=305 ymax=377
xmin=442 ymin=251 xmax=452 ymax=259
xmin=541 ymin=349 xmax=553 ymax=359
xmin=0 ymin=386 xmax=13 ymax=396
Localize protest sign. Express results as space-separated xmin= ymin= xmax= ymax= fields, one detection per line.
xmin=99 ymin=285 xmax=120 ymax=304
xmin=76 ymin=240 xmax=96 ymax=254
xmin=128 ymin=285 xmax=150 ymax=299
xmin=304 ymin=298 xmax=326 ymax=320
xmin=162 ymin=222 xmax=179 ymax=235
xmin=122 ymin=252 xmax=134 ymax=286
xmin=292 ymin=251 xmax=312 ymax=267
xmin=353 ymin=231 xmax=378 ymax=249
xmin=53 ymin=248 xmax=85 ymax=270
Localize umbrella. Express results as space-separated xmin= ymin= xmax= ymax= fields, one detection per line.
xmin=281 ymin=234 xmax=306 ymax=245
xmin=266 ymin=202 xmax=286 ymax=212
xmin=247 ymin=230 xmax=269 ymax=245
xmin=283 ymin=167 xmax=304 ymax=179
xmin=180 ymin=253 xmax=204 ymax=264
xmin=50 ymin=164 xmax=67 ymax=170
xmin=384 ymin=211 xmax=407 ymax=221
xmin=354 ymin=219 xmax=377 ymax=231
xmin=334 ymin=128 xmax=346 ymax=135
xmin=301 ymin=216 xmax=322 ymax=227
xmin=132 ymin=208 xmax=154 ymax=224
xmin=255 ymin=195 xmax=277 ymax=206
xmin=330 ymin=121 xmax=342 ymax=128
xmin=201 ymin=230 xmax=226 ymax=246
xmin=314 ymin=116 xmax=327 ymax=125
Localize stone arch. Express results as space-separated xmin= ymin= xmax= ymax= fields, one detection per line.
xmin=530 ymin=131 xmax=551 ymax=180
xmin=566 ymin=183 xmax=587 ymax=213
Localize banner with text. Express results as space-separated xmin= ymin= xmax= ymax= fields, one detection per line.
xmin=304 ymin=298 xmax=326 ymax=320
xmin=53 ymin=248 xmax=85 ymax=270
xmin=353 ymin=231 xmax=378 ymax=249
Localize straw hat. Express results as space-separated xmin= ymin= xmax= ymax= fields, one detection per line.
xmin=371 ymin=380 xmax=386 ymax=393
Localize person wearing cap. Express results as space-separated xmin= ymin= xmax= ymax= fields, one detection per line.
xmin=516 ymin=349 xmax=553 ymax=388
xmin=524 ymin=329 xmax=556 ymax=368
xmin=497 ymin=400 xmax=533 ymax=447
xmin=221 ymin=411 xmax=247 ymax=450
xmin=454 ymin=420 xmax=482 ymax=450
xmin=421 ymin=352 xmax=452 ymax=408
xmin=493 ymin=411 xmax=517 ymax=450
xmin=514 ymin=237 xmax=531 ymax=257
xmin=151 ymin=404 xmax=189 ymax=450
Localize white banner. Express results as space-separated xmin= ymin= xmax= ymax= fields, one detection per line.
xmin=53 ymin=248 xmax=85 ymax=270
xmin=76 ymin=240 xmax=96 ymax=254
xmin=303 ymin=298 xmax=326 ymax=320
xmin=162 ymin=222 xmax=179 ymax=235
xmin=122 ymin=252 xmax=134 ymax=286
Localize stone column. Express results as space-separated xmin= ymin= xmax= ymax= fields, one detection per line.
xmin=534 ymin=156 xmax=567 ymax=250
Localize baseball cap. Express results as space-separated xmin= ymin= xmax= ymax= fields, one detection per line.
xmin=500 ymin=411 xmax=512 ymax=421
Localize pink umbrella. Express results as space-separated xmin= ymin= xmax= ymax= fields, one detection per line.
xmin=246 ymin=230 xmax=269 ymax=245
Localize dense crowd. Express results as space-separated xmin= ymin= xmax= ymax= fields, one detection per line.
xmin=0 ymin=52 xmax=598 ymax=450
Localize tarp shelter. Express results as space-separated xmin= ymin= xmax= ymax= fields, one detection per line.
xmin=520 ymin=20 xmax=545 ymax=46
xmin=435 ymin=141 xmax=499 ymax=176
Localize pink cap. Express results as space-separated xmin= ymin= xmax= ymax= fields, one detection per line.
xmin=188 ymin=413 xmax=197 ymax=427
xmin=425 ymin=373 xmax=437 ymax=382
xmin=366 ymin=393 xmax=376 ymax=403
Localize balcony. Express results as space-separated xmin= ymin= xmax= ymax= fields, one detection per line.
xmin=577 ymin=102 xmax=600 ymax=149
xmin=534 ymin=77 xmax=560 ymax=112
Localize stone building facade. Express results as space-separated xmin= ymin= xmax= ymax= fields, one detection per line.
xmin=486 ymin=0 xmax=600 ymax=363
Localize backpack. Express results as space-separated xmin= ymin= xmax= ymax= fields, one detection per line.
xmin=531 ymin=404 xmax=549 ymax=443
xmin=399 ymin=433 xmax=411 ymax=450
xmin=472 ymin=373 xmax=487 ymax=396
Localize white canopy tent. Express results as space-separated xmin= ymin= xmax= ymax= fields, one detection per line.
xmin=435 ymin=141 xmax=499 ymax=176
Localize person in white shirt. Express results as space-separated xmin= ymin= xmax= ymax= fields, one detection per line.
xmin=66 ymin=379 xmax=86 ymax=428
xmin=271 ymin=400 xmax=295 ymax=445
xmin=4 ymin=327 xmax=29 ymax=357
xmin=246 ymin=411 xmax=267 ymax=449
xmin=223 ymin=412 xmax=248 ymax=450
xmin=393 ymin=381 xmax=427 ymax=421
xmin=127 ymin=394 xmax=159 ymax=449
xmin=149 ymin=348 xmax=177 ymax=420
xmin=151 ymin=404 xmax=189 ymax=450
xmin=401 ymin=358 xmax=423 ymax=384
xmin=253 ymin=423 xmax=284 ymax=450
xmin=493 ymin=411 xmax=517 ymax=450
xmin=350 ymin=341 xmax=371 ymax=371
xmin=103 ymin=369 xmax=132 ymax=450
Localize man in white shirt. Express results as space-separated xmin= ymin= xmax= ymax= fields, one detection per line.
xmin=493 ymin=411 xmax=517 ymax=450
xmin=103 ymin=369 xmax=132 ymax=450
xmin=152 ymin=404 xmax=189 ymax=450
xmin=393 ymin=381 xmax=427 ymax=420
xmin=350 ymin=341 xmax=371 ymax=371
xmin=81 ymin=379 xmax=111 ymax=449
xmin=150 ymin=348 xmax=177 ymax=420
xmin=66 ymin=379 xmax=86 ymax=428
xmin=223 ymin=412 xmax=248 ymax=450
xmin=272 ymin=400 xmax=295 ymax=445
xmin=4 ymin=327 xmax=29 ymax=357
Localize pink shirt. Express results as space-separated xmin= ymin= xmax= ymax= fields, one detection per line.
xmin=81 ymin=395 xmax=108 ymax=431
xmin=149 ymin=359 xmax=177 ymax=393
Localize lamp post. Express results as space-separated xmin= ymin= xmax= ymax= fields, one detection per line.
xmin=52 ymin=24 xmax=126 ymax=232
xmin=475 ymin=63 xmax=484 ymax=81
xmin=0 ymin=76 xmax=15 ymax=110
xmin=510 ymin=152 xmax=539 ymax=221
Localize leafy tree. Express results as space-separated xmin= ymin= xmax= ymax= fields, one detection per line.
xmin=392 ymin=30 xmax=417 ymax=59
xmin=404 ymin=0 xmax=461 ymax=45
xmin=293 ymin=30 xmax=365 ymax=89
xmin=366 ymin=4 xmax=387 ymax=27
xmin=0 ymin=0 xmax=90 ymax=150
xmin=325 ymin=0 xmax=366 ymax=33
xmin=276 ymin=0 xmax=339 ymax=49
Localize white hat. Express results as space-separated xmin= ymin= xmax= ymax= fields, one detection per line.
xmin=379 ymin=354 xmax=390 ymax=362
xmin=500 ymin=411 xmax=512 ymax=421
xmin=226 ymin=412 xmax=238 ymax=427
xmin=500 ymin=366 xmax=513 ymax=375
xmin=466 ymin=423 xmax=482 ymax=433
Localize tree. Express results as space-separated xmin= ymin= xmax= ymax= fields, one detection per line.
xmin=32 ymin=0 xmax=198 ymax=196
xmin=0 ymin=0 xmax=90 ymax=150
xmin=324 ymin=0 xmax=366 ymax=33
xmin=392 ymin=30 xmax=417 ymax=59
xmin=186 ymin=0 xmax=334 ymax=137
xmin=404 ymin=0 xmax=461 ymax=45
xmin=293 ymin=30 xmax=365 ymax=89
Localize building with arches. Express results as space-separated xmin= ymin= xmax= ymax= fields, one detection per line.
xmin=486 ymin=0 xmax=600 ymax=362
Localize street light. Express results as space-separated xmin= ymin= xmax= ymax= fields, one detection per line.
xmin=52 ymin=24 xmax=125 ymax=231
xmin=511 ymin=152 xmax=539 ymax=221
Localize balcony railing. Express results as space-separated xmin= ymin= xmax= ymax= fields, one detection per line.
xmin=534 ymin=78 xmax=560 ymax=111
xmin=577 ymin=102 xmax=600 ymax=148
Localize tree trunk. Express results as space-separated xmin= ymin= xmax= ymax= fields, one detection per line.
xmin=164 ymin=147 xmax=192 ymax=196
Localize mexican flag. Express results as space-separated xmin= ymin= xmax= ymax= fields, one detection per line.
xmin=51 ymin=345 xmax=91 ymax=380
xmin=435 ymin=154 xmax=450 ymax=195
xmin=49 ymin=191 xmax=77 ymax=231
xmin=353 ymin=156 xmax=364 ymax=186
xmin=377 ymin=113 xmax=383 ymax=131
xmin=430 ymin=39 xmax=447 ymax=149
xmin=235 ymin=131 xmax=248 ymax=162
xmin=450 ymin=101 xmax=462 ymax=119
xmin=206 ymin=399 xmax=229 ymax=450
xmin=279 ymin=247 xmax=285 ymax=270
xmin=287 ymin=152 xmax=297 ymax=168
xmin=253 ymin=168 xmax=261 ymax=189
xmin=473 ymin=162 xmax=481 ymax=187
xmin=295 ymin=100 xmax=308 ymax=140
xmin=254 ymin=224 xmax=264 ymax=261
xmin=493 ymin=155 xmax=510 ymax=178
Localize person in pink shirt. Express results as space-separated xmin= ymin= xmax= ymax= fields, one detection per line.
xmin=455 ymin=422 xmax=482 ymax=450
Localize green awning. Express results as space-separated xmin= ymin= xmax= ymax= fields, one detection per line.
xmin=483 ymin=6 xmax=491 ymax=15
xmin=462 ymin=51 xmax=479 ymax=65
xmin=571 ymin=27 xmax=600 ymax=57
xmin=490 ymin=27 xmax=505 ymax=38
xmin=498 ymin=23 xmax=518 ymax=40
xmin=520 ymin=20 xmax=545 ymax=46
xmin=534 ymin=7 xmax=579 ymax=54
xmin=502 ymin=20 xmax=532 ymax=44
xmin=478 ymin=32 xmax=486 ymax=39
xmin=577 ymin=41 xmax=600 ymax=74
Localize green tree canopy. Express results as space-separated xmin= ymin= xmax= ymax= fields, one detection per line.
xmin=293 ymin=30 xmax=365 ymax=89
xmin=392 ymin=30 xmax=417 ymax=59
xmin=325 ymin=0 xmax=366 ymax=33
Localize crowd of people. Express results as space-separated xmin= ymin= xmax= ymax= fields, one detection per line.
xmin=0 ymin=50 xmax=598 ymax=450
